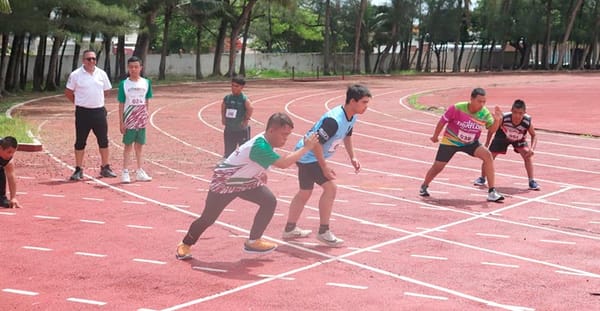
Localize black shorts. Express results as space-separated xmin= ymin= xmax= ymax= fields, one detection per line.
xmin=435 ymin=141 xmax=481 ymax=163
xmin=297 ymin=162 xmax=329 ymax=190
xmin=489 ymin=138 xmax=529 ymax=154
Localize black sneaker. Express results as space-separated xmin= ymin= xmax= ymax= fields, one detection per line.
xmin=100 ymin=165 xmax=117 ymax=178
xmin=70 ymin=167 xmax=84 ymax=181
xmin=0 ymin=196 xmax=10 ymax=208
xmin=419 ymin=185 xmax=430 ymax=197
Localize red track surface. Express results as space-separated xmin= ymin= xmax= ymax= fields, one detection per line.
xmin=2 ymin=73 xmax=599 ymax=310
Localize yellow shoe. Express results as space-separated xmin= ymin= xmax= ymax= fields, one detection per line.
xmin=243 ymin=239 xmax=277 ymax=254
xmin=175 ymin=242 xmax=192 ymax=260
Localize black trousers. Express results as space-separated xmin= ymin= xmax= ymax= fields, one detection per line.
xmin=182 ymin=185 xmax=277 ymax=245
xmin=223 ymin=127 xmax=250 ymax=158
xmin=74 ymin=106 xmax=109 ymax=150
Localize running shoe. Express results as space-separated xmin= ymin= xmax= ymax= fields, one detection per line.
xmin=282 ymin=226 xmax=312 ymax=239
xmin=244 ymin=239 xmax=277 ymax=254
xmin=419 ymin=185 xmax=430 ymax=197
xmin=0 ymin=196 xmax=10 ymax=208
xmin=317 ymin=230 xmax=344 ymax=247
xmin=136 ymin=168 xmax=152 ymax=182
xmin=474 ymin=176 xmax=487 ymax=186
xmin=487 ymin=189 xmax=505 ymax=202
xmin=121 ymin=170 xmax=131 ymax=183
xmin=528 ymin=180 xmax=540 ymax=191
xmin=175 ymin=242 xmax=192 ymax=260
xmin=70 ymin=167 xmax=83 ymax=181
xmin=100 ymin=165 xmax=117 ymax=178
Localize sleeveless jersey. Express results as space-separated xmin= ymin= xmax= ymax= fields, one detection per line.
xmin=223 ymin=93 xmax=248 ymax=131
xmin=495 ymin=112 xmax=531 ymax=142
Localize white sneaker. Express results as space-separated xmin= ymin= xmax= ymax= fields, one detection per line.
xmin=282 ymin=226 xmax=312 ymax=239
xmin=317 ymin=230 xmax=344 ymax=247
xmin=487 ymin=189 xmax=505 ymax=202
xmin=136 ymin=169 xmax=152 ymax=182
xmin=121 ymin=170 xmax=130 ymax=183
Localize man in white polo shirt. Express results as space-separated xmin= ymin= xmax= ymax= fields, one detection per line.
xmin=65 ymin=49 xmax=117 ymax=180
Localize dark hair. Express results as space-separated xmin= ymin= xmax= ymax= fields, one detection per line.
xmin=127 ymin=56 xmax=142 ymax=65
xmin=82 ymin=49 xmax=96 ymax=56
xmin=266 ymin=112 xmax=294 ymax=130
xmin=345 ymin=84 xmax=372 ymax=104
xmin=512 ymin=99 xmax=526 ymax=110
xmin=0 ymin=136 xmax=18 ymax=149
xmin=471 ymin=88 xmax=486 ymax=98
xmin=232 ymin=76 xmax=246 ymax=86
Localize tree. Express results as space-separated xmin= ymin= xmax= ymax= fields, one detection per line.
xmin=352 ymin=0 xmax=368 ymax=73
xmin=0 ymin=0 xmax=11 ymax=14
xmin=554 ymin=0 xmax=584 ymax=70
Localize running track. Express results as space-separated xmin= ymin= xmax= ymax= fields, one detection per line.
xmin=2 ymin=73 xmax=599 ymax=310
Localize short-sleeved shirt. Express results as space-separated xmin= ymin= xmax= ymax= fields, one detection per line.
xmin=494 ymin=112 xmax=531 ymax=142
xmin=118 ymin=78 xmax=153 ymax=129
xmin=440 ymin=102 xmax=494 ymax=147
xmin=295 ymin=105 xmax=355 ymax=164
xmin=66 ymin=66 xmax=112 ymax=108
xmin=209 ymin=133 xmax=280 ymax=194
xmin=223 ymin=93 xmax=248 ymax=131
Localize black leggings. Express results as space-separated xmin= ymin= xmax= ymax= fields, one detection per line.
xmin=0 ymin=167 xmax=5 ymax=196
xmin=74 ymin=106 xmax=109 ymax=150
xmin=223 ymin=127 xmax=250 ymax=158
xmin=182 ymin=186 xmax=277 ymax=245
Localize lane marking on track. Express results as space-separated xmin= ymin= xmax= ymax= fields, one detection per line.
xmin=173 ymin=204 xmax=190 ymax=208
xmin=481 ymin=262 xmax=520 ymax=268
xmin=273 ymin=212 xmax=284 ymax=216
xmin=66 ymin=297 xmax=107 ymax=305
xmin=589 ymin=221 xmax=600 ymax=224
xmin=229 ymin=234 xmax=249 ymax=238
xmin=0 ymin=211 xmax=16 ymax=216
xmin=82 ymin=197 xmax=104 ymax=201
xmin=555 ymin=270 xmax=590 ymax=277
xmin=528 ymin=216 xmax=559 ymax=221
xmin=334 ymin=199 xmax=349 ymax=203
xmin=258 ymin=274 xmax=295 ymax=280
xmin=43 ymin=194 xmax=65 ymax=198
xmin=306 ymin=216 xmax=336 ymax=221
xmin=368 ymin=202 xmax=396 ymax=207
xmin=476 ymin=233 xmax=510 ymax=239
xmin=16 ymin=191 xmax=27 ymax=195
xmin=379 ymin=187 xmax=403 ymax=191
xmin=279 ymin=195 xmax=293 ymax=199
xmin=223 ymin=208 xmax=236 ymax=212
xmin=34 ymin=215 xmax=60 ymax=220
xmin=127 ymin=225 xmax=153 ymax=229
xmin=572 ymin=201 xmax=598 ymax=206
xmin=74 ymin=252 xmax=107 ymax=258
xmin=176 ymin=229 xmax=187 ymax=233
xmin=123 ymin=200 xmax=146 ymax=205
xmin=347 ymin=247 xmax=380 ymax=253
xmin=22 ymin=246 xmax=52 ymax=251
xmin=192 ymin=266 xmax=227 ymax=273
xmin=17 ymin=176 xmax=35 ymax=179
xmin=419 ymin=205 xmax=446 ymax=211
xmin=158 ymin=186 xmax=178 ymax=189
xmin=404 ymin=292 xmax=448 ymax=300
xmin=411 ymin=254 xmax=448 ymax=260
xmin=133 ymin=259 xmax=167 ymax=265
xmin=2 ymin=288 xmax=39 ymax=296
xmin=80 ymin=219 xmax=105 ymax=224
xmin=326 ymin=282 xmax=368 ymax=290
xmin=289 ymin=241 xmax=320 ymax=246
xmin=539 ymin=239 xmax=576 ymax=245
xmin=416 ymin=227 xmax=446 ymax=232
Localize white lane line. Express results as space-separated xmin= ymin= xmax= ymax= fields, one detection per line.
xmin=326 ymin=282 xmax=368 ymax=290
xmin=159 ymin=186 xmax=178 ymax=189
xmin=289 ymin=241 xmax=320 ymax=246
xmin=43 ymin=194 xmax=65 ymax=198
xmin=75 ymin=252 xmax=107 ymax=258
xmin=419 ymin=205 xmax=445 ymax=211
xmin=223 ymin=208 xmax=236 ymax=212
xmin=572 ymin=201 xmax=598 ymax=206
xmin=258 ymin=274 xmax=295 ymax=280
xmin=334 ymin=199 xmax=349 ymax=203
xmin=428 ymin=190 xmax=449 ymax=194
xmin=123 ymin=200 xmax=146 ymax=205
xmin=347 ymin=247 xmax=381 ymax=253
xmin=2 ymin=288 xmax=39 ymax=296
xmin=306 ymin=216 xmax=336 ymax=221
xmin=22 ymin=246 xmax=52 ymax=251
xmin=34 ymin=215 xmax=60 ymax=220
xmin=540 ymin=239 xmax=576 ymax=245
xmin=368 ymin=202 xmax=397 ymax=207
xmin=173 ymin=204 xmax=190 ymax=208
xmin=416 ymin=227 xmax=446 ymax=232
xmin=192 ymin=266 xmax=227 ymax=273
xmin=82 ymin=197 xmax=104 ymax=201
xmin=528 ymin=216 xmax=560 ymax=221
xmin=279 ymin=195 xmax=293 ymax=199
xmin=133 ymin=258 xmax=167 ymax=265
xmin=229 ymin=234 xmax=249 ymax=239
xmin=404 ymin=292 xmax=448 ymax=300
xmin=16 ymin=191 xmax=27 ymax=195
xmin=80 ymin=219 xmax=105 ymax=224
xmin=0 ymin=211 xmax=16 ymax=216
xmin=411 ymin=254 xmax=448 ymax=260
xmin=176 ymin=229 xmax=187 ymax=233
xmin=126 ymin=224 xmax=153 ymax=229
xmin=379 ymin=187 xmax=403 ymax=191
xmin=555 ymin=270 xmax=590 ymax=277
xmin=66 ymin=297 xmax=107 ymax=305
xmin=476 ymin=233 xmax=510 ymax=239
xmin=589 ymin=221 xmax=600 ymax=224
xmin=481 ymin=262 xmax=520 ymax=268
xmin=273 ymin=212 xmax=284 ymax=216
xmin=17 ymin=176 xmax=35 ymax=180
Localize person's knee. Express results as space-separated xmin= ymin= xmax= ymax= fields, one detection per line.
xmin=74 ymin=142 xmax=86 ymax=150
xmin=98 ymin=138 xmax=109 ymax=149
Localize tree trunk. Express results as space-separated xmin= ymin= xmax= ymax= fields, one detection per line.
xmin=134 ymin=9 xmax=159 ymax=76
xmin=542 ymin=0 xmax=552 ymax=69
xmin=102 ymin=35 xmax=112 ymax=81
xmin=212 ymin=18 xmax=228 ymax=76
xmin=0 ymin=32 xmax=9 ymax=95
xmin=195 ymin=28 xmax=203 ymax=80
xmin=32 ymin=35 xmax=46 ymax=92
xmin=226 ymin=0 xmax=257 ymax=77
xmin=72 ymin=42 xmax=81 ymax=71
xmin=239 ymin=9 xmax=252 ymax=77
xmin=352 ymin=0 xmax=367 ymax=73
xmin=5 ymin=34 xmax=23 ymax=92
xmin=323 ymin=0 xmax=332 ymax=75
xmin=555 ymin=0 xmax=584 ymax=71
xmin=115 ymin=35 xmax=126 ymax=80
xmin=57 ymin=35 xmax=68 ymax=86
xmin=45 ymin=35 xmax=64 ymax=91
xmin=159 ymin=3 xmax=174 ymax=80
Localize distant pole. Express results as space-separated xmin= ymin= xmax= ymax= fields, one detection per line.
xmin=292 ymin=66 xmax=295 ymax=80
xmin=317 ymin=66 xmax=320 ymax=80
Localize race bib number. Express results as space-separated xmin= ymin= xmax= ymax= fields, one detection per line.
xmin=328 ymin=139 xmax=342 ymax=153
xmin=225 ymin=108 xmax=238 ymax=119
xmin=457 ymin=130 xmax=476 ymax=143
xmin=505 ymin=128 xmax=523 ymax=141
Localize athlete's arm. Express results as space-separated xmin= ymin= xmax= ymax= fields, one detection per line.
xmin=430 ymin=120 xmax=445 ymax=143
xmin=272 ymin=133 xmax=318 ymax=169
xmin=343 ymin=135 xmax=360 ymax=173
xmin=527 ymin=121 xmax=537 ymax=155
xmin=4 ymin=161 xmax=21 ymax=208
xmin=486 ymin=106 xmax=503 ymax=135
xmin=243 ymin=98 xmax=253 ymax=128
xmin=220 ymin=99 xmax=226 ymax=126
